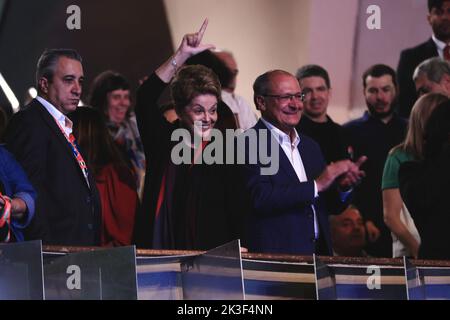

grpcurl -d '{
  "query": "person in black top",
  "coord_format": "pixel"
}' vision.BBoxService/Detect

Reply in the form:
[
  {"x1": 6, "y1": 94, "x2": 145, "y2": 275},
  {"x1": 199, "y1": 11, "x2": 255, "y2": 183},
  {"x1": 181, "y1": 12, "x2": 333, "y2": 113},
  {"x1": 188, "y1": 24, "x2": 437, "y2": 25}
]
[
  {"x1": 400, "y1": 100, "x2": 450, "y2": 260},
  {"x1": 344, "y1": 64, "x2": 407, "y2": 258},
  {"x1": 295, "y1": 65, "x2": 349, "y2": 165},
  {"x1": 133, "y1": 20, "x2": 240, "y2": 250}
]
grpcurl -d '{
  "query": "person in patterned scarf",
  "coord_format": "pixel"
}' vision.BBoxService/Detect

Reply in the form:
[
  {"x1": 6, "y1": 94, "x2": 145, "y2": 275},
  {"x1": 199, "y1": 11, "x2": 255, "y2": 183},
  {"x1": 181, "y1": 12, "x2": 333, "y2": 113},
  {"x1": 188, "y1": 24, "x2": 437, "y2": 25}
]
[{"x1": 89, "y1": 71, "x2": 146, "y2": 199}]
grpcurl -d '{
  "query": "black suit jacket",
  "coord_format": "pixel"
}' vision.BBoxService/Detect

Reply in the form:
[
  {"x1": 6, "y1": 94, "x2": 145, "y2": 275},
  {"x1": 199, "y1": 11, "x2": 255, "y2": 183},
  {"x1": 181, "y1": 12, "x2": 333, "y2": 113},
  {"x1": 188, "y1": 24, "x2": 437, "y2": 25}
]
[
  {"x1": 5, "y1": 99, "x2": 101, "y2": 246},
  {"x1": 133, "y1": 73, "x2": 240, "y2": 250},
  {"x1": 397, "y1": 38, "x2": 438, "y2": 118},
  {"x1": 399, "y1": 148, "x2": 450, "y2": 260}
]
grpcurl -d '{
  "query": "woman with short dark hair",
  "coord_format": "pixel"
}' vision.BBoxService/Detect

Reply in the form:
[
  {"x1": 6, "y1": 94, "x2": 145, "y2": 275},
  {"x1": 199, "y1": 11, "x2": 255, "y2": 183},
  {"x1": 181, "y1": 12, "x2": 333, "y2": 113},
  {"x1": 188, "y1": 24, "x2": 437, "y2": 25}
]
[
  {"x1": 89, "y1": 71, "x2": 146, "y2": 198},
  {"x1": 133, "y1": 20, "x2": 239, "y2": 250}
]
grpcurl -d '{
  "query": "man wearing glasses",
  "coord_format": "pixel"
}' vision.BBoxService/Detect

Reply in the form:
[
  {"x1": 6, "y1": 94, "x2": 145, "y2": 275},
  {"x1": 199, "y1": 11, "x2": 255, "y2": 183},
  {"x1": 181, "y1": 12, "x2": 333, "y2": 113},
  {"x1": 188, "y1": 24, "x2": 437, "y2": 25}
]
[{"x1": 239, "y1": 70, "x2": 366, "y2": 255}]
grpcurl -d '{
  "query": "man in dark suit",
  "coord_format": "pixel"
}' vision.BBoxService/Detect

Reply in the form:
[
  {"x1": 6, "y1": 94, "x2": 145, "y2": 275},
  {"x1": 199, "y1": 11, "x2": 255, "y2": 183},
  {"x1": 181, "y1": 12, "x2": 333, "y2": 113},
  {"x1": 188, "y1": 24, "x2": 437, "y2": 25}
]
[
  {"x1": 240, "y1": 70, "x2": 366, "y2": 255},
  {"x1": 397, "y1": 0, "x2": 450, "y2": 118},
  {"x1": 5, "y1": 49, "x2": 101, "y2": 246}
]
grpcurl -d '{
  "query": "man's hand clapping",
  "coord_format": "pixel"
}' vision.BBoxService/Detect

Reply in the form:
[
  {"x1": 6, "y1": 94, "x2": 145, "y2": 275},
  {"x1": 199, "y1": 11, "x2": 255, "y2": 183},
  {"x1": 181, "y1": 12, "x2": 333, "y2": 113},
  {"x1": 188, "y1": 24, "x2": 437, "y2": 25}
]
[
  {"x1": 337, "y1": 156, "x2": 367, "y2": 190},
  {"x1": 315, "y1": 156, "x2": 367, "y2": 193}
]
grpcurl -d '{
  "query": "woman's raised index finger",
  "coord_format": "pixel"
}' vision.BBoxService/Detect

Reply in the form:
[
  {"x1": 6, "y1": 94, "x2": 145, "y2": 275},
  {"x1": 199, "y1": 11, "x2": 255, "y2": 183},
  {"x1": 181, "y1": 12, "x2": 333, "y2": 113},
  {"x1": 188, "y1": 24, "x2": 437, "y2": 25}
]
[{"x1": 197, "y1": 18, "x2": 208, "y2": 39}]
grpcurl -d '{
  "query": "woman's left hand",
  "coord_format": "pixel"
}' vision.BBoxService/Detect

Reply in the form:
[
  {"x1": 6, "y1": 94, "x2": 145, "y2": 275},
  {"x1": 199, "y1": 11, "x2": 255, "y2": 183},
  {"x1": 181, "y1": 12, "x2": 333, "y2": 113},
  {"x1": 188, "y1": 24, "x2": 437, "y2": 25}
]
[
  {"x1": 155, "y1": 19, "x2": 216, "y2": 83},
  {"x1": 177, "y1": 19, "x2": 215, "y2": 59}
]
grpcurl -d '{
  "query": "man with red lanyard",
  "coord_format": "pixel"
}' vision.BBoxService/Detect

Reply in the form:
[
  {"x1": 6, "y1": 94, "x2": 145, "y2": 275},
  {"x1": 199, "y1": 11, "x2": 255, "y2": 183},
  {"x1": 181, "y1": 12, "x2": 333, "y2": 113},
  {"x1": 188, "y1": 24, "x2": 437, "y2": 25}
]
[{"x1": 5, "y1": 49, "x2": 101, "y2": 246}]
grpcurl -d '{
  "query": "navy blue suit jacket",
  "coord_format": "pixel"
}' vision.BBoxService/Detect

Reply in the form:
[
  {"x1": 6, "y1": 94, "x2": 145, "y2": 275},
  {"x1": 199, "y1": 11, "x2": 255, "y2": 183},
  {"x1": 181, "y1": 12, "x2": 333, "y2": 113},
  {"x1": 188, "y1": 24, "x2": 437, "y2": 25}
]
[{"x1": 240, "y1": 120, "x2": 347, "y2": 255}]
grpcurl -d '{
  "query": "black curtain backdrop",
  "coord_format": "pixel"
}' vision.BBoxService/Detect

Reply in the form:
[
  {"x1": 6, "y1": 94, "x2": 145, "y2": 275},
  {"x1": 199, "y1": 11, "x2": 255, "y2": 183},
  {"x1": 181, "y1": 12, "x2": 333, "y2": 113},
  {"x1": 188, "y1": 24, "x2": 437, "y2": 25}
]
[{"x1": 0, "y1": 0, "x2": 173, "y2": 107}]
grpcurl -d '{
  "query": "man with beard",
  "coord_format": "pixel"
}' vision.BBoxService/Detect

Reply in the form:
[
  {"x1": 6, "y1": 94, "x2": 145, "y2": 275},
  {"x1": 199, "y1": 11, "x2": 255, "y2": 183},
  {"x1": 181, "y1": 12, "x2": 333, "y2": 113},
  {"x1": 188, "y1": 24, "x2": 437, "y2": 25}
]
[
  {"x1": 397, "y1": 0, "x2": 450, "y2": 118},
  {"x1": 295, "y1": 65, "x2": 349, "y2": 164},
  {"x1": 343, "y1": 64, "x2": 407, "y2": 257}
]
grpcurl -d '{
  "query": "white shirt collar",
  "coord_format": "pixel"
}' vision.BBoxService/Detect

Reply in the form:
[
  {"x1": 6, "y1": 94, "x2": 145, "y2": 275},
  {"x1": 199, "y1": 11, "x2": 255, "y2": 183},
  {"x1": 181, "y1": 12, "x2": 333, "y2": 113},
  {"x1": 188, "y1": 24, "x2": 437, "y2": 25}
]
[
  {"x1": 36, "y1": 96, "x2": 73, "y2": 135},
  {"x1": 260, "y1": 117, "x2": 300, "y2": 148},
  {"x1": 432, "y1": 34, "x2": 447, "y2": 58}
]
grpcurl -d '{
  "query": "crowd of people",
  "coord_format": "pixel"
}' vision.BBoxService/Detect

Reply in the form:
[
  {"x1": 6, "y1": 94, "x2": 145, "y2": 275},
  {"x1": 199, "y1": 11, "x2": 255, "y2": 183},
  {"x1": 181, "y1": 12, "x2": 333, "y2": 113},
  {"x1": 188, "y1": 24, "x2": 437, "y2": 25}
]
[{"x1": 1, "y1": 0, "x2": 450, "y2": 261}]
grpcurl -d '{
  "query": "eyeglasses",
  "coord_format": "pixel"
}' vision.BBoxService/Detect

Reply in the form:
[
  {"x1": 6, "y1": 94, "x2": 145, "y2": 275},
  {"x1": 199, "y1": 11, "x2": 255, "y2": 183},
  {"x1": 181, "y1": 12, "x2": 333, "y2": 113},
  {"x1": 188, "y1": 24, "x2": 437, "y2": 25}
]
[{"x1": 262, "y1": 93, "x2": 306, "y2": 103}]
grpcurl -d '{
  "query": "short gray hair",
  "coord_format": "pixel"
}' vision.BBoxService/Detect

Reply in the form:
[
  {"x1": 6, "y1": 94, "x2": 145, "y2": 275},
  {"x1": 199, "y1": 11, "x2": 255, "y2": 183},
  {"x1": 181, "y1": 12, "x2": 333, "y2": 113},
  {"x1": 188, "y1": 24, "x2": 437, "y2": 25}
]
[
  {"x1": 413, "y1": 57, "x2": 450, "y2": 83},
  {"x1": 36, "y1": 49, "x2": 82, "y2": 89}
]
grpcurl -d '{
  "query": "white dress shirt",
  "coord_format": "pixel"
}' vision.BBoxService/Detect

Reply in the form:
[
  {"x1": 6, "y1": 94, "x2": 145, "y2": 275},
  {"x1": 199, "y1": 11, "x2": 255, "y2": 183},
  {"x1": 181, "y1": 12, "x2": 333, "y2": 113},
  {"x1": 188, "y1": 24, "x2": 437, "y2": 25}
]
[
  {"x1": 432, "y1": 34, "x2": 448, "y2": 59},
  {"x1": 261, "y1": 117, "x2": 319, "y2": 239},
  {"x1": 37, "y1": 96, "x2": 73, "y2": 136}
]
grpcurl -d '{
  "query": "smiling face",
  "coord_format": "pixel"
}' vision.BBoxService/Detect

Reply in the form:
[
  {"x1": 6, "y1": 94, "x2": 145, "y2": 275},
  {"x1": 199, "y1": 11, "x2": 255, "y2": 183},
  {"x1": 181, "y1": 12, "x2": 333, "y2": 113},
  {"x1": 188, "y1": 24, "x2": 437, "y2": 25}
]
[
  {"x1": 256, "y1": 73, "x2": 303, "y2": 135},
  {"x1": 178, "y1": 93, "x2": 218, "y2": 139},
  {"x1": 39, "y1": 56, "x2": 84, "y2": 114},
  {"x1": 299, "y1": 76, "x2": 331, "y2": 122},
  {"x1": 106, "y1": 89, "x2": 131, "y2": 125}
]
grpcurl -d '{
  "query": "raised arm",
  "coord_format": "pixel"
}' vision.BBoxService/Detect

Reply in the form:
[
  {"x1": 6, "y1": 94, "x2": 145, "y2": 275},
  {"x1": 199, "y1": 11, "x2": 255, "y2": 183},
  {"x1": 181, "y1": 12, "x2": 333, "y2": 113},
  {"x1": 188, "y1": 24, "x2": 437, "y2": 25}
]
[
  {"x1": 136, "y1": 19, "x2": 216, "y2": 160},
  {"x1": 156, "y1": 18, "x2": 215, "y2": 83}
]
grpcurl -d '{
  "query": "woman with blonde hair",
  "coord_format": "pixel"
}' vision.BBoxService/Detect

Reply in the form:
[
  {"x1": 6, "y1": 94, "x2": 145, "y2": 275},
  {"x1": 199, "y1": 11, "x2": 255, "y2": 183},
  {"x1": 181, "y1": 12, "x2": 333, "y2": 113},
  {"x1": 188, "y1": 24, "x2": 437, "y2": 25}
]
[{"x1": 382, "y1": 93, "x2": 448, "y2": 258}]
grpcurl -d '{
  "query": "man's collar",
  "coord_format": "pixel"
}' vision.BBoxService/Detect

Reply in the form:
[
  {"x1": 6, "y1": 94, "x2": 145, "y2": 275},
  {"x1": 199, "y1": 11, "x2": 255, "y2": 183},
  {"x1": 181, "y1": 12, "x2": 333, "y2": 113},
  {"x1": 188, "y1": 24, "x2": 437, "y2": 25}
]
[
  {"x1": 36, "y1": 96, "x2": 72, "y2": 129},
  {"x1": 260, "y1": 117, "x2": 300, "y2": 147},
  {"x1": 432, "y1": 34, "x2": 447, "y2": 51}
]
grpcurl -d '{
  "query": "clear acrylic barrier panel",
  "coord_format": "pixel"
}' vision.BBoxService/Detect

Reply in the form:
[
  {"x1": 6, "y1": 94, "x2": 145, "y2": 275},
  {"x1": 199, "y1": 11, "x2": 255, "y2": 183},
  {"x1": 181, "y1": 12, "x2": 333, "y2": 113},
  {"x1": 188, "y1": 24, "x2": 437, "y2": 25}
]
[
  {"x1": 404, "y1": 257, "x2": 426, "y2": 300},
  {"x1": 136, "y1": 254, "x2": 198, "y2": 300},
  {"x1": 43, "y1": 246, "x2": 137, "y2": 300},
  {"x1": 181, "y1": 240, "x2": 244, "y2": 300},
  {"x1": 0, "y1": 240, "x2": 44, "y2": 300},
  {"x1": 420, "y1": 267, "x2": 450, "y2": 300},
  {"x1": 314, "y1": 255, "x2": 337, "y2": 300},
  {"x1": 315, "y1": 256, "x2": 406, "y2": 300},
  {"x1": 242, "y1": 259, "x2": 316, "y2": 300}
]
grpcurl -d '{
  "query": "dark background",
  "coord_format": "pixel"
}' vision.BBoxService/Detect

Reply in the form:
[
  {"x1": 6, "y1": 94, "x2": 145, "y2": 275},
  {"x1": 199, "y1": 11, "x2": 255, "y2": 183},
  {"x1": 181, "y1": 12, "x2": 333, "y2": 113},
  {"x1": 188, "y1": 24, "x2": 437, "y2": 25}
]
[{"x1": 0, "y1": 0, "x2": 174, "y2": 111}]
